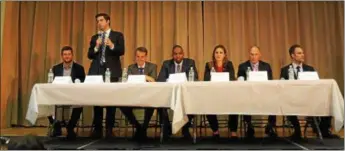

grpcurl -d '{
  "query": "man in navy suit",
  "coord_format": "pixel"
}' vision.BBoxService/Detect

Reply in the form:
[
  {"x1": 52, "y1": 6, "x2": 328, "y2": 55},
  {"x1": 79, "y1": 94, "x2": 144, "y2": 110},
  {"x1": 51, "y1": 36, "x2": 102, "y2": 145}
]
[
  {"x1": 280, "y1": 44, "x2": 337, "y2": 139},
  {"x1": 87, "y1": 13, "x2": 127, "y2": 138},
  {"x1": 47, "y1": 46, "x2": 85, "y2": 139},
  {"x1": 157, "y1": 45, "x2": 199, "y2": 139},
  {"x1": 237, "y1": 46, "x2": 276, "y2": 138}
]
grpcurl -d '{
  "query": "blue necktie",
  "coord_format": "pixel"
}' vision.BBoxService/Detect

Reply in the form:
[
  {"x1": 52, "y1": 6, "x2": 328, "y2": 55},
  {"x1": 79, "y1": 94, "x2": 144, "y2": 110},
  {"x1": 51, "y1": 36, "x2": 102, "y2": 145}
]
[
  {"x1": 100, "y1": 33, "x2": 106, "y2": 65},
  {"x1": 139, "y1": 68, "x2": 144, "y2": 75}
]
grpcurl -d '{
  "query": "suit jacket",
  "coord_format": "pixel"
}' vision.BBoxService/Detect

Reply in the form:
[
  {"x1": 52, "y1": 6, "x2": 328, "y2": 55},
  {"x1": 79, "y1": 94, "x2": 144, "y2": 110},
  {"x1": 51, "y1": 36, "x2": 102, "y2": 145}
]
[
  {"x1": 280, "y1": 63, "x2": 315, "y2": 80},
  {"x1": 157, "y1": 58, "x2": 199, "y2": 82},
  {"x1": 52, "y1": 62, "x2": 86, "y2": 82},
  {"x1": 204, "y1": 61, "x2": 235, "y2": 81},
  {"x1": 87, "y1": 30, "x2": 125, "y2": 78},
  {"x1": 127, "y1": 62, "x2": 158, "y2": 80},
  {"x1": 237, "y1": 60, "x2": 273, "y2": 80}
]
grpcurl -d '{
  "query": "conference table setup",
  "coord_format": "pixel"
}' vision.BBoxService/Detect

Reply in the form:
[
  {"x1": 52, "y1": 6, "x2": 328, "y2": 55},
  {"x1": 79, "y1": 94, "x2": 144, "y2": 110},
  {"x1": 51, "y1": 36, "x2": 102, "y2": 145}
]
[{"x1": 25, "y1": 78, "x2": 344, "y2": 144}]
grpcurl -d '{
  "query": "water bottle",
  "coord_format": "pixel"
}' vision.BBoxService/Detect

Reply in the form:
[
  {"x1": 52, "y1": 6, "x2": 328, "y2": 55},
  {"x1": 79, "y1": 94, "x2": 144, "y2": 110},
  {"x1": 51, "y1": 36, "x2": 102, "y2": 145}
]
[
  {"x1": 105, "y1": 68, "x2": 111, "y2": 83},
  {"x1": 288, "y1": 65, "x2": 294, "y2": 80},
  {"x1": 47, "y1": 68, "x2": 54, "y2": 83},
  {"x1": 188, "y1": 67, "x2": 194, "y2": 82},
  {"x1": 211, "y1": 67, "x2": 216, "y2": 73},
  {"x1": 121, "y1": 68, "x2": 128, "y2": 82},
  {"x1": 246, "y1": 67, "x2": 251, "y2": 81}
]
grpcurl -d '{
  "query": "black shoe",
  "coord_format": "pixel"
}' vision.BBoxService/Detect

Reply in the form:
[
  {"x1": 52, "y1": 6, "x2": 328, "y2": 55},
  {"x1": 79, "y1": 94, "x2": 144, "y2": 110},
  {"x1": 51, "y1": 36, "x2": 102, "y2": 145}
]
[
  {"x1": 182, "y1": 128, "x2": 192, "y2": 140},
  {"x1": 322, "y1": 131, "x2": 340, "y2": 139},
  {"x1": 105, "y1": 129, "x2": 113, "y2": 139},
  {"x1": 66, "y1": 130, "x2": 77, "y2": 140},
  {"x1": 289, "y1": 132, "x2": 302, "y2": 141},
  {"x1": 265, "y1": 126, "x2": 277, "y2": 138},
  {"x1": 91, "y1": 129, "x2": 102, "y2": 138}
]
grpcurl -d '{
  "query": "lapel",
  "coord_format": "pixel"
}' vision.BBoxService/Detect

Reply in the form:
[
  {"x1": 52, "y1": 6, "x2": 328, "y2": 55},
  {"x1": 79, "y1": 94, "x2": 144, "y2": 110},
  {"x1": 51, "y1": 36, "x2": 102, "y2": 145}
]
[
  {"x1": 57, "y1": 63, "x2": 63, "y2": 76},
  {"x1": 258, "y1": 61, "x2": 265, "y2": 71},
  {"x1": 246, "y1": 61, "x2": 253, "y2": 71},
  {"x1": 182, "y1": 59, "x2": 188, "y2": 73},
  {"x1": 144, "y1": 62, "x2": 149, "y2": 75},
  {"x1": 169, "y1": 59, "x2": 176, "y2": 74},
  {"x1": 70, "y1": 62, "x2": 75, "y2": 78}
]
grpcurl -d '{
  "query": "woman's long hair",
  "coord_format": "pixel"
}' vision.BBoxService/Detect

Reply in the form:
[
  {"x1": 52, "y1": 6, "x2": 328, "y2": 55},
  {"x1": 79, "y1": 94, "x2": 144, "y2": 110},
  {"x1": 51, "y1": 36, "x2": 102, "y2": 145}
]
[{"x1": 208, "y1": 44, "x2": 229, "y2": 69}]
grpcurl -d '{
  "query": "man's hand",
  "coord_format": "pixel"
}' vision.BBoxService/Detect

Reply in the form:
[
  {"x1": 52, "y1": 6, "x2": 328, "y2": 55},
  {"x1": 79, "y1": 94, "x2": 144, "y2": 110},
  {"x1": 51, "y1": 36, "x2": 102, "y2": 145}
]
[
  {"x1": 145, "y1": 76, "x2": 155, "y2": 82},
  {"x1": 95, "y1": 38, "x2": 102, "y2": 48},
  {"x1": 105, "y1": 38, "x2": 115, "y2": 49}
]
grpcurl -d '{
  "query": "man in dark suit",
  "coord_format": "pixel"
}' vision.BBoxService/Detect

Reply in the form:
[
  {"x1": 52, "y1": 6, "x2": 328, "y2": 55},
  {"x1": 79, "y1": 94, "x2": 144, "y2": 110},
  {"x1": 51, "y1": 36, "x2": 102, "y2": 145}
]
[
  {"x1": 47, "y1": 46, "x2": 86, "y2": 139},
  {"x1": 87, "y1": 13, "x2": 125, "y2": 138},
  {"x1": 126, "y1": 47, "x2": 158, "y2": 140},
  {"x1": 157, "y1": 45, "x2": 199, "y2": 139},
  {"x1": 280, "y1": 44, "x2": 336, "y2": 139},
  {"x1": 237, "y1": 46, "x2": 276, "y2": 138}
]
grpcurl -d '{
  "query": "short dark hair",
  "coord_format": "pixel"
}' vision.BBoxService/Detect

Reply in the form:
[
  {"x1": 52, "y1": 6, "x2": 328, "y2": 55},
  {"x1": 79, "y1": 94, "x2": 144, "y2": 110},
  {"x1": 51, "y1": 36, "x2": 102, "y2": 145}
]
[
  {"x1": 136, "y1": 47, "x2": 148, "y2": 55},
  {"x1": 95, "y1": 13, "x2": 110, "y2": 25},
  {"x1": 289, "y1": 44, "x2": 301, "y2": 57},
  {"x1": 61, "y1": 46, "x2": 73, "y2": 55},
  {"x1": 172, "y1": 45, "x2": 183, "y2": 53}
]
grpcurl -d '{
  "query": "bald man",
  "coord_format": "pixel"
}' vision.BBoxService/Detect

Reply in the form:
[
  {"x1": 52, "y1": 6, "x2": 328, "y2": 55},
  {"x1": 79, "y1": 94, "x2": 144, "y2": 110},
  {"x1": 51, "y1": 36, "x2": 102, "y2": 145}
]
[{"x1": 237, "y1": 46, "x2": 276, "y2": 138}]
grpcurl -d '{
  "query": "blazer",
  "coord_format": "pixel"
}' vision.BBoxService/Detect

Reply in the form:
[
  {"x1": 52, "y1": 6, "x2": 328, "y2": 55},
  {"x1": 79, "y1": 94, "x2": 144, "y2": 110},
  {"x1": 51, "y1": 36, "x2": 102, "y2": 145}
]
[
  {"x1": 157, "y1": 58, "x2": 199, "y2": 82},
  {"x1": 203, "y1": 60, "x2": 235, "y2": 81},
  {"x1": 280, "y1": 63, "x2": 315, "y2": 80},
  {"x1": 127, "y1": 62, "x2": 158, "y2": 80},
  {"x1": 87, "y1": 30, "x2": 125, "y2": 78},
  {"x1": 237, "y1": 60, "x2": 273, "y2": 80},
  {"x1": 52, "y1": 62, "x2": 86, "y2": 82}
]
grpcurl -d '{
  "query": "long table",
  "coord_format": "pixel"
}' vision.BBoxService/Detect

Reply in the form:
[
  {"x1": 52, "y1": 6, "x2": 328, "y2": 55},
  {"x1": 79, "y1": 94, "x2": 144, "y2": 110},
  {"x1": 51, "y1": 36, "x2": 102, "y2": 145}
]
[{"x1": 26, "y1": 79, "x2": 344, "y2": 135}]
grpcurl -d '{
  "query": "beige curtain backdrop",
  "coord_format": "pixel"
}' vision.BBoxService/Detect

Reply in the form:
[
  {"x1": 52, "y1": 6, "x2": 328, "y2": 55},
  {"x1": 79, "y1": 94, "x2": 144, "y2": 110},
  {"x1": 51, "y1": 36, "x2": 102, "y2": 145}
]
[{"x1": 0, "y1": 1, "x2": 343, "y2": 128}]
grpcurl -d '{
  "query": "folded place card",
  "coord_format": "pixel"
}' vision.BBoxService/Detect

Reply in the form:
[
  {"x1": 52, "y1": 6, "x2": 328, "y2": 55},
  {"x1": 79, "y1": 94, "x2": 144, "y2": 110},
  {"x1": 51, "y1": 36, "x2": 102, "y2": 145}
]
[
  {"x1": 248, "y1": 71, "x2": 268, "y2": 81},
  {"x1": 84, "y1": 75, "x2": 104, "y2": 84},
  {"x1": 52, "y1": 76, "x2": 73, "y2": 84},
  {"x1": 167, "y1": 73, "x2": 187, "y2": 83},
  {"x1": 211, "y1": 72, "x2": 229, "y2": 82},
  {"x1": 298, "y1": 72, "x2": 320, "y2": 80},
  {"x1": 127, "y1": 75, "x2": 146, "y2": 83}
]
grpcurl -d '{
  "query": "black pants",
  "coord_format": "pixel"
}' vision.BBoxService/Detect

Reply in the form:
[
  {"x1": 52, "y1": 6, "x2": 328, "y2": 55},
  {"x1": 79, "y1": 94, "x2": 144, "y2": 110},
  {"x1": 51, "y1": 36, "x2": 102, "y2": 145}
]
[
  {"x1": 67, "y1": 107, "x2": 83, "y2": 131},
  {"x1": 288, "y1": 116, "x2": 332, "y2": 134},
  {"x1": 206, "y1": 115, "x2": 239, "y2": 132},
  {"x1": 92, "y1": 77, "x2": 120, "y2": 131},
  {"x1": 143, "y1": 108, "x2": 172, "y2": 135},
  {"x1": 182, "y1": 115, "x2": 195, "y2": 133}
]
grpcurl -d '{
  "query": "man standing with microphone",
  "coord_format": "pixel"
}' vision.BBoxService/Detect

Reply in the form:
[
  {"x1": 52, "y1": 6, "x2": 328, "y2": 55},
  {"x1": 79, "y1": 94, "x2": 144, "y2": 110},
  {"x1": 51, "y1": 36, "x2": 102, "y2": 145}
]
[{"x1": 87, "y1": 13, "x2": 125, "y2": 138}]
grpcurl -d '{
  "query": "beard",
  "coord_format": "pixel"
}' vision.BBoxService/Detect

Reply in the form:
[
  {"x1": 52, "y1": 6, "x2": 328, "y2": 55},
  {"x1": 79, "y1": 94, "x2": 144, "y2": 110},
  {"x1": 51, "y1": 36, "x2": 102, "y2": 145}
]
[{"x1": 63, "y1": 60, "x2": 73, "y2": 64}]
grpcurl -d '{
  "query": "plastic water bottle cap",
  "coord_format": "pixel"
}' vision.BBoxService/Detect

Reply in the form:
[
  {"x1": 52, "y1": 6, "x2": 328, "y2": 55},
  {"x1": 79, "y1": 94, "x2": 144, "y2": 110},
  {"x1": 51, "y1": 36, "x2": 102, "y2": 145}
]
[
  {"x1": 75, "y1": 79, "x2": 81, "y2": 83},
  {"x1": 238, "y1": 76, "x2": 244, "y2": 81}
]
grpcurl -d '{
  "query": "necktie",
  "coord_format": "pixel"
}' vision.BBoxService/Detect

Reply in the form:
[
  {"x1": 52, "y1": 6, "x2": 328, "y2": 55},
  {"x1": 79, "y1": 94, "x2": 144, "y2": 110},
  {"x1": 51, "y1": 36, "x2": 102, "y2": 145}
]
[
  {"x1": 100, "y1": 33, "x2": 106, "y2": 65},
  {"x1": 296, "y1": 66, "x2": 301, "y2": 77},
  {"x1": 176, "y1": 64, "x2": 181, "y2": 73},
  {"x1": 139, "y1": 68, "x2": 144, "y2": 75},
  {"x1": 252, "y1": 64, "x2": 258, "y2": 71}
]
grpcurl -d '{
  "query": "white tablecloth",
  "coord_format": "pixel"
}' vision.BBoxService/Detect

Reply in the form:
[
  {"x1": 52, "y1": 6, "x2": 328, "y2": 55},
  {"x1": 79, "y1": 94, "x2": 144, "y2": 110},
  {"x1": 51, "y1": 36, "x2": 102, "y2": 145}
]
[
  {"x1": 26, "y1": 82, "x2": 176, "y2": 125},
  {"x1": 25, "y1": 79, "x2": 344, "y2": 134},
  {"x1": 172, "y1": 79, "x2": 344, "y2": 133}
]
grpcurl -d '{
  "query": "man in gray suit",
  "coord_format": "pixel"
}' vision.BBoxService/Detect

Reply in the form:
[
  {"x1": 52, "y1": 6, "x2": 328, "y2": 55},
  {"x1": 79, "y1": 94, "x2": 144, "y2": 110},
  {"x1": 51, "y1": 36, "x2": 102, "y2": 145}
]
[{"x1": 126, "y1": 47, "x2": 160, "y2": 140}]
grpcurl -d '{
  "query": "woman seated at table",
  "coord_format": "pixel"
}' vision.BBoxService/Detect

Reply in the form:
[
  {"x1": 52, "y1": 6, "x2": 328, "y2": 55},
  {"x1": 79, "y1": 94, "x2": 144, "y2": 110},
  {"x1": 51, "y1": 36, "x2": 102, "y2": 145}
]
[{"x1": 203, "y1": 44, "x2": 236, "y2": 139}]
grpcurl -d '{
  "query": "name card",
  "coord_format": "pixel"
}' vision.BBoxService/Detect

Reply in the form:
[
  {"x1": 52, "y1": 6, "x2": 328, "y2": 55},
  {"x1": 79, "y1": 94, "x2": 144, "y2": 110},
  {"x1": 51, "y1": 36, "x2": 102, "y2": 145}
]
[
  {"x1": 211, "y1": 72, "x2": 229, "y2": 82},
  {"x1": 127, "y1": 75, "x2": 146, "y2": 83},
  {"x1": 84, "y1": 75, "x2": 104, "y2": 84},
  {"x1": 52, "y1": 76, "x2": 73, "y2": 84},
  {"x1": 167, "y1": 73, "x2": 187, "y2": 83},
  {"x1": 298, "y1": 72, "x2": 319, "y2": 80},
  {"x1": 248, "y1": 71, "x2": 268, "y2": 81}
]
